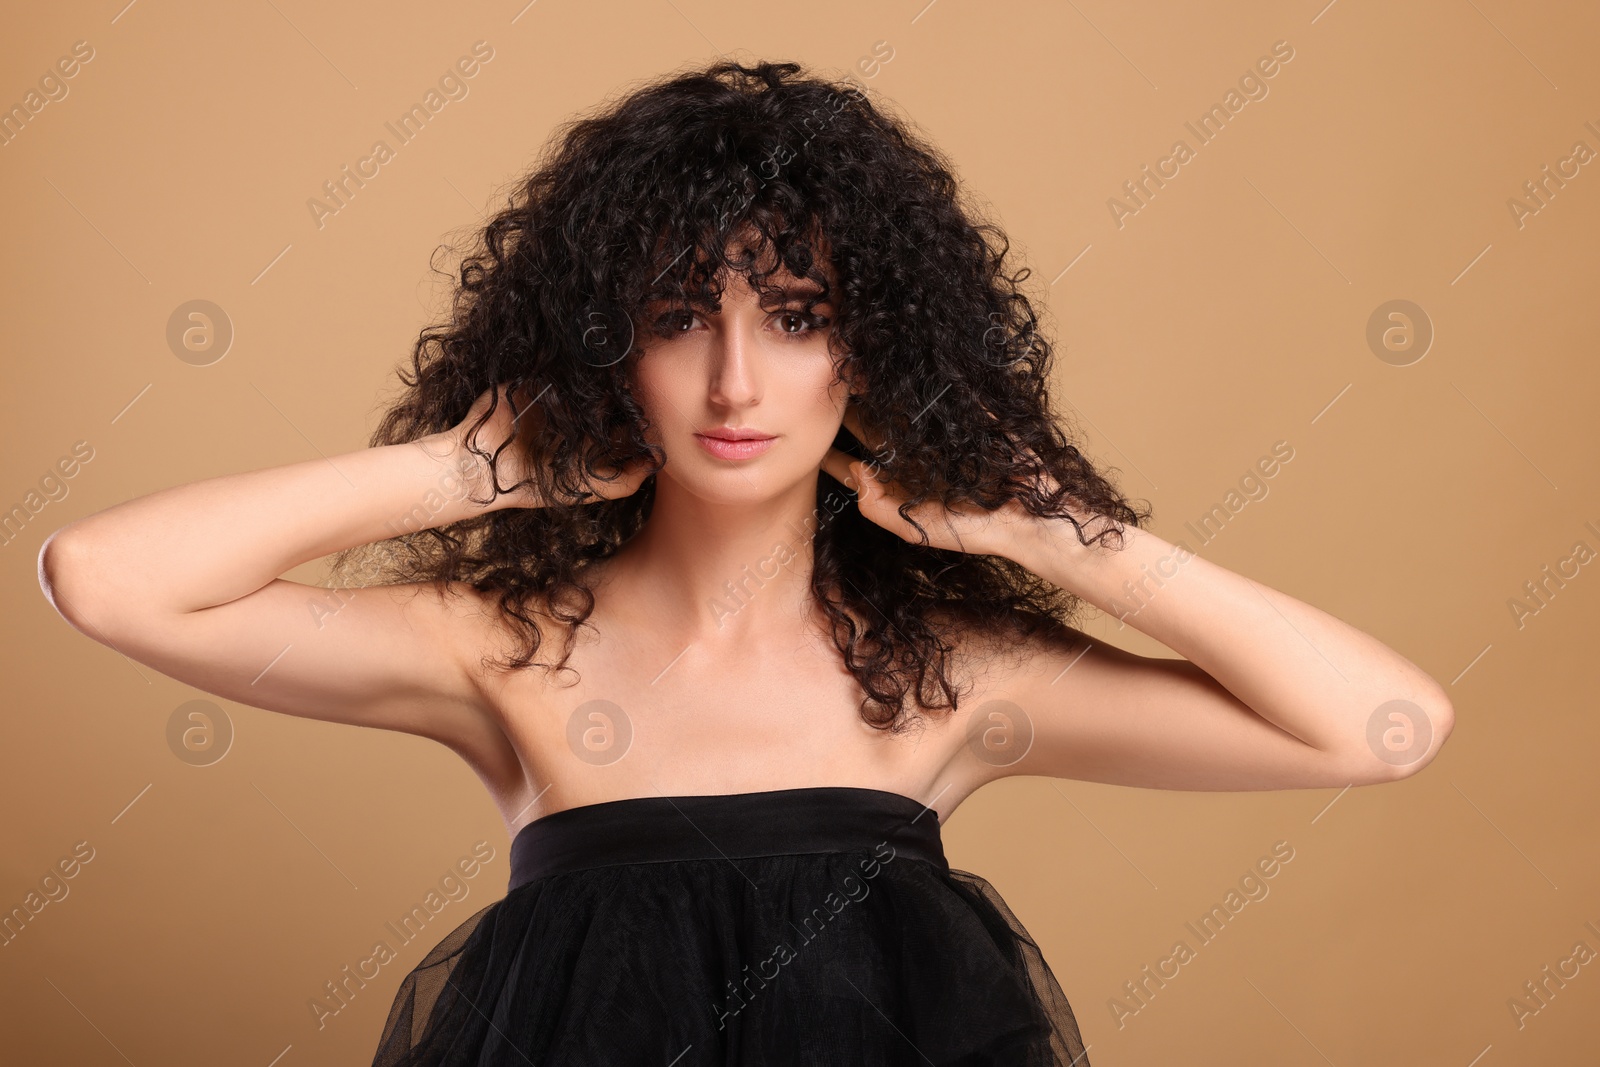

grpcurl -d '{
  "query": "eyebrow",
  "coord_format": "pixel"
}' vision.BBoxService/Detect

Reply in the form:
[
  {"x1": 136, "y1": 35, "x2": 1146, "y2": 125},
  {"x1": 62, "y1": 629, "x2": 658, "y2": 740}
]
[
  {"x1": 763, "y1": 282, "x2": 829, "y2": 301},
  {"x1": 650, "y1": 284, "x2": 830, "y2": 311}
]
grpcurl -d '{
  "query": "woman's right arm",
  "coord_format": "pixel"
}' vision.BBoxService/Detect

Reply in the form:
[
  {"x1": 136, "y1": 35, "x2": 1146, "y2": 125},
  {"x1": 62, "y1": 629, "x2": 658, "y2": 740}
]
[{"x1": 36, "y1": 417, "x2": 527, "y2": 788}]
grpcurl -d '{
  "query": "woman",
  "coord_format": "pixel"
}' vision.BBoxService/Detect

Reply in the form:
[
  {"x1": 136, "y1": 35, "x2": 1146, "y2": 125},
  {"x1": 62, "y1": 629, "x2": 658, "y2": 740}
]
[{"x1": 38, "y1": 60, "x2": 1452, "y2": 1065}]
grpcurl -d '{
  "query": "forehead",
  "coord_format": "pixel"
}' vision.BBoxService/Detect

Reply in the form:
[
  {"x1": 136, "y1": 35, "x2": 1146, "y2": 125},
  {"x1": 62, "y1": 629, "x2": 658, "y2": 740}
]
[
  {"x1": 724, "y1": 225, "x2": 837, "y2": 282},
  {"x1": 645, "y1": 235, "x2": 837, "y2": 304}
]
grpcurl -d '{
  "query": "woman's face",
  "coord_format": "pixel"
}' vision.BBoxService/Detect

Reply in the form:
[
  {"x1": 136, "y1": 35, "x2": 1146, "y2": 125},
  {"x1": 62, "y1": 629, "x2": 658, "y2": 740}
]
[{"x1": 628, "y1": 256, "x2": 854, "y2": 504}]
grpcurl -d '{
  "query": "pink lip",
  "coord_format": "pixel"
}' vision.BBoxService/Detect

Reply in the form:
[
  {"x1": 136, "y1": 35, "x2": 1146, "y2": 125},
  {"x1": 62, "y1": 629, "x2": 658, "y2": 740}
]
[{"x1": 695, "y1": 433, "x2": 776, "y2": 460}]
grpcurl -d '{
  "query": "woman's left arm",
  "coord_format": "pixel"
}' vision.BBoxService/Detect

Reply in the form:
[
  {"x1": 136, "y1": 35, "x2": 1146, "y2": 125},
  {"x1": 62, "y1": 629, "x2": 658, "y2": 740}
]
[
  {"x1": 994, "y1": 514, "x2": 1455, "y2": 787},
  {"x1": 828, "y1": 442, "x2": 1454, "y2": 791}
]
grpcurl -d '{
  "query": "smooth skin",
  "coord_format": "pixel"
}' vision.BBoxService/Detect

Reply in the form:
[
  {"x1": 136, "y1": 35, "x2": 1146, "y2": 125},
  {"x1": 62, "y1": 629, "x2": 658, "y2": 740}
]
[{"x1": 37, "y1": 240, "x2": 1453, "y2": 835}]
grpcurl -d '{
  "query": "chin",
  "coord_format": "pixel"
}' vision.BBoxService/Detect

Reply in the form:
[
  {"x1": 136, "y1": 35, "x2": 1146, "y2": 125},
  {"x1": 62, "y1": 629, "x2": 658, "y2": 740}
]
[
  {"x1": 670, "y1": 467, "x2": 785, "y2": 503},
  {"x1": 660, "y1": 445, "x2": 812, "y2": 502}
]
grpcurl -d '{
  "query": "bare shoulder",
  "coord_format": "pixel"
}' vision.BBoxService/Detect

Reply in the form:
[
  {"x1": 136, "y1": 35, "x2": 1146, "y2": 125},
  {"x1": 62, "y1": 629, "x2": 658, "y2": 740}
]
[
  {"x1": 437, "y1": 578, "x2": 572, "y2": 703},
  {"x1": 439, "y1": 576, "x2": 598, "y2": 732},
  {"x1": 927, "y1": 608, "x2": 1154, "y2": 791},
  {"x1": 918, "y1": 607, "x2": 1084, "y2": 769},
  {"x1": 412, "y1": 578, "x2": 569, "y2": 786}
]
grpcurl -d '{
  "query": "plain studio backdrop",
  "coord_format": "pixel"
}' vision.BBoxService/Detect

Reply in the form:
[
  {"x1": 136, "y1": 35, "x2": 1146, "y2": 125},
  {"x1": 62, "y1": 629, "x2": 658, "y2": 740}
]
[{"x1": 2, "y1": 1, "x2": 1597, "y2": 1064}]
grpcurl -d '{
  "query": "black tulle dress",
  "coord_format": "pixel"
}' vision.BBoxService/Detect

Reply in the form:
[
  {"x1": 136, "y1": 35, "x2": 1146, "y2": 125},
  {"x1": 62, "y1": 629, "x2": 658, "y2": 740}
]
[{"x1": 371, "y1": 786, "x2": 1091, "y2": 1065}]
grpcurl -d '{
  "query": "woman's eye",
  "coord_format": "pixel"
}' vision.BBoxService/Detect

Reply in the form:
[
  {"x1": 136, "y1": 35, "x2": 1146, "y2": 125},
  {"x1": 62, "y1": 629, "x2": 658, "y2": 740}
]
[
  {"x1": 777, "y1": 311, "x2": 830, "y2": 336},
  {"x1": 653, "y1": 310, "x2": 698, "y2": 335},
  {"x1": 649, "y1": 309, "x2": 830, "y2": 339}
]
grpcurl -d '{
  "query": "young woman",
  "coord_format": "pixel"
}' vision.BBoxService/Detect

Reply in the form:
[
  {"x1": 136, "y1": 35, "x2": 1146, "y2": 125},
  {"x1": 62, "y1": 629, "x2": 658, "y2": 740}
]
[{"x1": 39, "y1": 60, "x2": 1452, "y2": 1065}]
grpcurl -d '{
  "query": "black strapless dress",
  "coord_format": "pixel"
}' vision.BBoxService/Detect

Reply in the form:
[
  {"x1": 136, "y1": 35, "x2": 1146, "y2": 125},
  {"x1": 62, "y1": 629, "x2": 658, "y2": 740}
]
[{"x1": 371, "y1": 786, "x2": 1091, "y2": 1065}]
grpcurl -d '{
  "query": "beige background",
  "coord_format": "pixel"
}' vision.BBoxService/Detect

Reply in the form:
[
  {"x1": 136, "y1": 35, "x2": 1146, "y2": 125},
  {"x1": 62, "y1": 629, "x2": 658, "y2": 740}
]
[{"x1": 4, "y1": 1, "x2": 1597, "y2": 1063}]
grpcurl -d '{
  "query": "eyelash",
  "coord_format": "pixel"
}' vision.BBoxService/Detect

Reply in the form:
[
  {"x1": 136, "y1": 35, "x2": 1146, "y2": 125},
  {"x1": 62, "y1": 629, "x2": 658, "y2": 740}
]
[{"x1": 652, "y1": 309, "x2": 831, "y2": 340}]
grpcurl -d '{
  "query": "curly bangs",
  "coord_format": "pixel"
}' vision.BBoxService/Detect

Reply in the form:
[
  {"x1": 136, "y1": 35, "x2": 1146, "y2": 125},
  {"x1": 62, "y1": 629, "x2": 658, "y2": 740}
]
[{"x1": 330, "y1": 58, "x2": 1151, "y2": 734}]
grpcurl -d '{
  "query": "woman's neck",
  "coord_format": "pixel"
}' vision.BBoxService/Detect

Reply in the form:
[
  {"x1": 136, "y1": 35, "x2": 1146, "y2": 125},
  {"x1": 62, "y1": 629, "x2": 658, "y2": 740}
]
[{"x1": 601, "y1": 474, "x2": 833, "y2": 641}]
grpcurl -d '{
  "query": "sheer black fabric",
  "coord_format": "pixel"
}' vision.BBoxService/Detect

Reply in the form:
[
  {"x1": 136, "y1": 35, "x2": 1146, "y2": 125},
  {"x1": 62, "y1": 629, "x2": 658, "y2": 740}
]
[{"x1": 372, "y1": 786, "x2": 1091, "y2": 1065}]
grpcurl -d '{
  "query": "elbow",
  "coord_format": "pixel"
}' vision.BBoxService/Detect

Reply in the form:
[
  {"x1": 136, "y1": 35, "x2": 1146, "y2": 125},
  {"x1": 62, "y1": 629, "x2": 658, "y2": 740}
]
[
  {"x1": 38, "y1": 527, "x2": 109, "y2": 635},
  {"x1": 1351, "y1": 690, "x2": 1456, "y2": 784},
  {"x1": 38, "y1": 526, "x2": 75, "y2": 613},
  {"x1": 1406, "y1": 693, "x2": 1455, "y2": 776},
  {"x1": 42, "y1": 528, "x2": 193, "y2": 651}
]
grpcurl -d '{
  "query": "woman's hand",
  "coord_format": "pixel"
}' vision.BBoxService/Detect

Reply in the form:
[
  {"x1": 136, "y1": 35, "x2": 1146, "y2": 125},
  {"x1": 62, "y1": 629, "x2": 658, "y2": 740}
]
[
  {"x1": 435, "y1": 383, "x2": 653, "y2": 509},
  {"x1": 819, "y1": 401, "x2": 1052, "y2": 559}
]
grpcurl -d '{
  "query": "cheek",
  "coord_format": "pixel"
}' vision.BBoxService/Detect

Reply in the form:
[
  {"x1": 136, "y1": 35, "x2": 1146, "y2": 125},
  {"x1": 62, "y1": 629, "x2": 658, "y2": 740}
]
[
  {"x1": 630, "y1": 357, "x2": 686, "y2": 425},
  {"x1": 795, "y1": 366, "x2": 851, "y2": 446},
  {"x1": 793, "y1": 349, "x2": 847, "y2": 399},
  {"x1": 824, "y1": 370, "x2": 851, "y2": 407},
  {"x1": 819, "y1": 367, "x2": 854, "y2": 423}
]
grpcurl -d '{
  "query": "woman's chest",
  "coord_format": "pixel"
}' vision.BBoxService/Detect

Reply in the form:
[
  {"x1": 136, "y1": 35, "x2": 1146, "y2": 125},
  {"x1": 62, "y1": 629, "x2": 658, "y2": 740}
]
[{"x1": 483, "y1": 618, "x2": 976, "y2": 815}]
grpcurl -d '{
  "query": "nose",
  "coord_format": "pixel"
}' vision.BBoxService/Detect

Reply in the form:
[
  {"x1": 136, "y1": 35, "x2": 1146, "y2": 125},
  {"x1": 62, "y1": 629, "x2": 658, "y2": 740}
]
[{"x1": 706, "y1": 313, "x2": 761, "y2": 409}]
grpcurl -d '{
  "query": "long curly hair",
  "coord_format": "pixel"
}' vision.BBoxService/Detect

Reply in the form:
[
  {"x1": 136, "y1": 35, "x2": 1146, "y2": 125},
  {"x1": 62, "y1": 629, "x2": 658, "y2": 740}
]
[{"x1": 329, "y1": 58, "x2": 1152, "y2": 735}]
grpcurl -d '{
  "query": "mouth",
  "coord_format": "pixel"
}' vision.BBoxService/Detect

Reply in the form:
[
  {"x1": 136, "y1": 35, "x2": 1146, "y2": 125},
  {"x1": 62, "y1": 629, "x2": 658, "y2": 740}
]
[
  {"x1": 694, "y1": 430, "x2": 777, "y2": 460},
  {"x1": 697, "y1": 426, "x2": 776, "y2": 441}
]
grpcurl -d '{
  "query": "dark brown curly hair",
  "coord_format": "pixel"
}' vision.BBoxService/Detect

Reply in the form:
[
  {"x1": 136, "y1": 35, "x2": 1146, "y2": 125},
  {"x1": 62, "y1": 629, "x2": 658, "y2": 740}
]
[{"x1": 329, "y1": 58, "x2": 1152, "y2": 735}]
